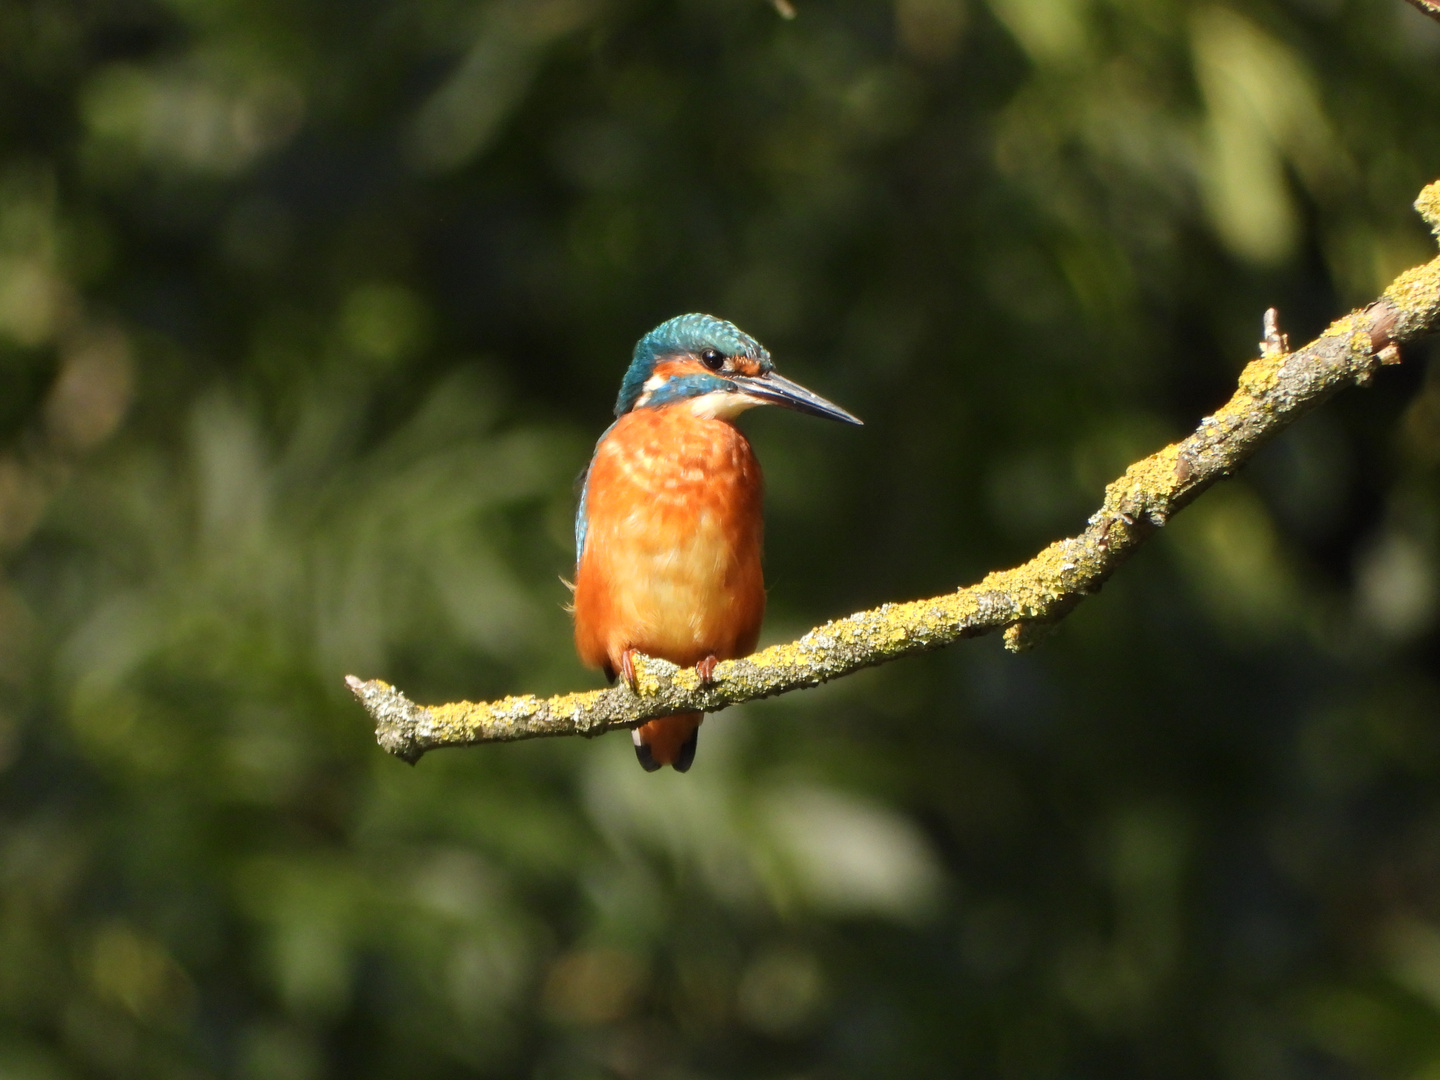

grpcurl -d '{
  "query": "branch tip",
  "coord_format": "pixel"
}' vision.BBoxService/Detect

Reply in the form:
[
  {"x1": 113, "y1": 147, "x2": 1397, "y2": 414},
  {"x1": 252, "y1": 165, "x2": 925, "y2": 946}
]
[
  {"x1": 1404, "y1": 0, "x2": 1440, "y2": 26},
  {"x1": 1419, "y1": 180, "x2": 1440, "y2": 240}
]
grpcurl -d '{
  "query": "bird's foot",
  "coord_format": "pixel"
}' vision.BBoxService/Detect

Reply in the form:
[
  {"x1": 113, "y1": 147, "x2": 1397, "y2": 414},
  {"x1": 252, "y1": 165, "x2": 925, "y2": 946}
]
[
  {"x1": 620, "y1": 648, "x2": 639, "y2": 692},
  {"x1": 695, "y1": 655, "x2": 719, "y2": 686}
]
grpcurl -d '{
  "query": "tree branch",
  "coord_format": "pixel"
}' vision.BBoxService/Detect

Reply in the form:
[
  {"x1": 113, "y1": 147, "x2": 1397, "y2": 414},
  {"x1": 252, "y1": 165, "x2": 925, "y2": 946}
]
[
  {"x1": 1404, "y1": 0, "x2": 1440, "y2": 23},
  {"x1": 350, "y1": 181, "x2": 1440, "y2": 765}
]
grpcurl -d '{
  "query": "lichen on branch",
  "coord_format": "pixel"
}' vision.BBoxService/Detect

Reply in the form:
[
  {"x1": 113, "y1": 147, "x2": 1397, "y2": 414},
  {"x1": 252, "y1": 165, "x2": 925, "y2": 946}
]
[
  {"x1": 350, "y1": 181, "x2": 1440, "y2": 765},
  {"x1": 1404, "y1": 0, "x2": 1440, "y2": 24}
]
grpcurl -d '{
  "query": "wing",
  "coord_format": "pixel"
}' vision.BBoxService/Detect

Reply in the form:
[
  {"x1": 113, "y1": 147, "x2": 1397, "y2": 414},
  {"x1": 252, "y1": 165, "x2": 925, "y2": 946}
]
[
  {"x1": 574, "y1": 423, "x2": 615, "y2": 566},
  {"x1": 574, "y1": 463, "x2": 591, "y2": 566}
]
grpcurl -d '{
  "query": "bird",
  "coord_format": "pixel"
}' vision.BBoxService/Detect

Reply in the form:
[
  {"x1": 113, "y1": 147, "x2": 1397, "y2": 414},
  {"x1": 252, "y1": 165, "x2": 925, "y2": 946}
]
[{"x1": 571, "y1": 313, "x2": 861, "y2": 772}]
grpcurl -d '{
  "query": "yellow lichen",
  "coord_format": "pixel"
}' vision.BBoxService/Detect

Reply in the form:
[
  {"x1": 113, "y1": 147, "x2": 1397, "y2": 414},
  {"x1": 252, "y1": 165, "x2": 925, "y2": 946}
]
[
  {"x1": 427, "y1": 698, "x2": 483, "y2": 729},
  {"x1": 630, "y1": 655, "x2": 664, "y2": 696},
  {"x1": 1236, "y1": 357, "x2": 1281, "y2": 398},
  {"x1": 1417, "y1": 181, "x2": 1440, "y2": 239},
  {"x1": 1108, "y1": 443, "x2": 1183, "y2": 506},
  {"x1": 753, "y1": 642, "x2": 791, "y2": 667},
  {"x1": 545, "y1": 690, "x2": 607, "y2": 718},
  {"x1": 1384, "y1": 259, "x2": 1440, "y2": 316},
  {"x1": 1328, "y1": 312, "x2": 1363, "y2": 337}
]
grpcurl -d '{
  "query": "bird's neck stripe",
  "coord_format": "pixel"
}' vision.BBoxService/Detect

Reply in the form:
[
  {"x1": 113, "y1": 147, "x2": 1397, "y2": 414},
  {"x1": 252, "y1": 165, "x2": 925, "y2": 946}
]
[
  {"x1": 632, "y1": 371, "x2": 668, "y2": 409},
  {"x1": 631, "y1": 359, "x2": 728, "y2": 412}
]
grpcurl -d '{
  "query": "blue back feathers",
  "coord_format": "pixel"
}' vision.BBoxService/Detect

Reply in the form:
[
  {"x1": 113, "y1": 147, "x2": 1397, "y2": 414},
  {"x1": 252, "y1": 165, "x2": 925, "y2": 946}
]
[{"x1": 614, "y1": 313, "x2": 772, "y2": 417}]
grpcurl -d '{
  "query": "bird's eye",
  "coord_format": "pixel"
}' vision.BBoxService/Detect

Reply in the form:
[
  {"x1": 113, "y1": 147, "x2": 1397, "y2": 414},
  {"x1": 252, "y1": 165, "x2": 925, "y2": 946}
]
[{"x1": 700, "y1": 348, "x2": 724, "y2": 371}]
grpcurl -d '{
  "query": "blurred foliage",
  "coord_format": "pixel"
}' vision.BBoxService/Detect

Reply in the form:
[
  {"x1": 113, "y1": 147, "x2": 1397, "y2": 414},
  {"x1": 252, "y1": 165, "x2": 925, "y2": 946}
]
[{"x1": 2, "y1": 0, "x2": 1440, "y2": 1076}]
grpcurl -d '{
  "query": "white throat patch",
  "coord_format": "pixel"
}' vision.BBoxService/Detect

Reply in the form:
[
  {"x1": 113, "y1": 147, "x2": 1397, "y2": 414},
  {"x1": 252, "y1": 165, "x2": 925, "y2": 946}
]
[{"x1": 686, "y1": 391, "x2": 761, "y2": 421}]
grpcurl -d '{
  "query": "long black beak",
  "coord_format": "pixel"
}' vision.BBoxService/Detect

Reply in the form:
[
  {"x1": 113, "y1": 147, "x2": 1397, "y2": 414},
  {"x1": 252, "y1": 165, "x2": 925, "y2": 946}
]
[{"x1": 730, "y1": 372, "x2": 863, "y2": 425}]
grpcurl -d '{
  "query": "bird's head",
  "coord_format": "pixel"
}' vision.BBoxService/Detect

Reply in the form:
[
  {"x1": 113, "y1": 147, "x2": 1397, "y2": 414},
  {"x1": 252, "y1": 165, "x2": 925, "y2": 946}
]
[{"x1": 614, "y1": 313, "x2": 862, "y2": 425}]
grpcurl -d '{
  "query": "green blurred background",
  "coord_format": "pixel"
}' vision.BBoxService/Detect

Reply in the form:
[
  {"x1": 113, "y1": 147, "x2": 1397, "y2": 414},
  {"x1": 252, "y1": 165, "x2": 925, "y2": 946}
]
[{"x1": 3, "y1": 0, "x2": 1440, "y2": 1076}]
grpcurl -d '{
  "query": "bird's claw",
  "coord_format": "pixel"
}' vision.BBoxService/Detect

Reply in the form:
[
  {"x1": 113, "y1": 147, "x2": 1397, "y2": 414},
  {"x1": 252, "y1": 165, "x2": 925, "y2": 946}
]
[
  {"x1": 620, "y1": 648, "x2": 639, "y2": 691},
  {"x1": 695, "y1": 655, "x2": 719, "y2": 686}
]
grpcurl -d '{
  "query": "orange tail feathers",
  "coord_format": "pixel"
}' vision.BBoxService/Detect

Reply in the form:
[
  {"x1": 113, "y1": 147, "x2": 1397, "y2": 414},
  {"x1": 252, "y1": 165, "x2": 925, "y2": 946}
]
[{"x1": 632, "y1": 713, "x2": 702, "y2": 773}]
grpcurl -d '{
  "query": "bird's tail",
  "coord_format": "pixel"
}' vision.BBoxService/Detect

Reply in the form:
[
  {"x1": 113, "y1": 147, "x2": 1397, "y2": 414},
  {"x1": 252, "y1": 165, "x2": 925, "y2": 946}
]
[{"x1": 632, "y1": 713, "x2": 701, "y2": 772}]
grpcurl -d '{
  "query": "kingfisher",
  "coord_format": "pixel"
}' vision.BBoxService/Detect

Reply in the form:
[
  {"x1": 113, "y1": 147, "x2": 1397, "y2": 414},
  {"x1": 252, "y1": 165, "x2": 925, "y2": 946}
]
[{"x1": 571, "y1": 314, "x2": 861, "y2": 772}]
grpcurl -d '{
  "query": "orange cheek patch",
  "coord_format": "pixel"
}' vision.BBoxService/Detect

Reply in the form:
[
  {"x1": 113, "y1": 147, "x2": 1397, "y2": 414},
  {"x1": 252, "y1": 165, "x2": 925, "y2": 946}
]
[
  {"x1": 731, "y1": 356, "x2": 764, "y2": 377},
  {"x1": 652, "y1": 358, "x2": 711, "y2": 380}
]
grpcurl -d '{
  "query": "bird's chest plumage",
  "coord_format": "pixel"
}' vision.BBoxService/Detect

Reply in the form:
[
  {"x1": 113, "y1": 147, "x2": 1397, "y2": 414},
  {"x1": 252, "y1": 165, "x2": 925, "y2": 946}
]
[{"x1": 573, "y1": 408, "x2": 765, "y2": 673}]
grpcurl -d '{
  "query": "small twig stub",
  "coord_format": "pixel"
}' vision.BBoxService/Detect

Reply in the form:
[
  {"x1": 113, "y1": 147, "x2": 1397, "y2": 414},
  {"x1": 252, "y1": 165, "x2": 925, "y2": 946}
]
[{"x1": 1260, "y1": 308, "x2": 1289, "y2": 358}]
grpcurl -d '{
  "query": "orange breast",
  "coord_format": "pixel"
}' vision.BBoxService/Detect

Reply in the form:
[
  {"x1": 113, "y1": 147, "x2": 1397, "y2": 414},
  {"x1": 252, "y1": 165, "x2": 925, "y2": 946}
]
[{"x1": 573, "y1": 408, "x2": 766, "y2": 676}]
